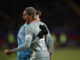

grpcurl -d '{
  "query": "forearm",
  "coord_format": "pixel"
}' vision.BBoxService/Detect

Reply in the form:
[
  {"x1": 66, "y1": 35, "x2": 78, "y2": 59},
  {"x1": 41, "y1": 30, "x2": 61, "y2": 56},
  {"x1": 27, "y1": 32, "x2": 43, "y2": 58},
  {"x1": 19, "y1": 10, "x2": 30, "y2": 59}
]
[
  {"x1": 46, "y1": 34, "x2": 54, "y2": 54},
  {"x1": 12, "y1": 34, "x2": 32, "y2": 53},
  {"x1": 49, "y1": 37, "x2": 54, "y2": 54},
  {"x1": 12, "y1": 43, "x2": 28, "y2": 53},
  {"x1": 48, "y1": 36, "x2": 54, "y2": 60}
]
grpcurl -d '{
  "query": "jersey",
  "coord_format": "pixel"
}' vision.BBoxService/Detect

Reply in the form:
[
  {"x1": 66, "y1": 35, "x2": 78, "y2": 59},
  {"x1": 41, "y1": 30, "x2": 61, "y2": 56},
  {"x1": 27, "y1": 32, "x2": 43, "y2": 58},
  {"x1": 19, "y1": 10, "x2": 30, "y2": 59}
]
[
  {"x1": 17, "y1": 23, "x2": 31, "y2": 57},
  {"x1": 12, "y1": 21, "x2": 53, "y2": 59}
]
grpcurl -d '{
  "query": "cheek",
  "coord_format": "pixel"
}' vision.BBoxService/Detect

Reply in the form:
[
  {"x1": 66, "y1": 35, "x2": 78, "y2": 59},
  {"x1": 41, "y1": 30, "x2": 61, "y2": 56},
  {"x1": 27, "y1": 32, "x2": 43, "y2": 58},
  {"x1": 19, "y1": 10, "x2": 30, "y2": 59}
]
[{"x1": 24, "y1": 16, "x2": 27, "y2": 19}]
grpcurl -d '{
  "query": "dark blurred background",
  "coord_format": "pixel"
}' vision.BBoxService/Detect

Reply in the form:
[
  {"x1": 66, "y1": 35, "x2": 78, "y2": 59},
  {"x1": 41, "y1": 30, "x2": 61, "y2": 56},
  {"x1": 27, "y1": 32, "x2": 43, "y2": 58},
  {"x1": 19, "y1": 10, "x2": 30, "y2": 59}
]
[{"x1": 0, "y1": 0, "x2": 80, "y2": 48}]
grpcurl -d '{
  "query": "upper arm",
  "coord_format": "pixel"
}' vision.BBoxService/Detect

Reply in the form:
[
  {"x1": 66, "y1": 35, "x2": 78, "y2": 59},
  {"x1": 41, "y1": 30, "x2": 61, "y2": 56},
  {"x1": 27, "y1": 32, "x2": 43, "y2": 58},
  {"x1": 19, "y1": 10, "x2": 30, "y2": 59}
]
[{"x1": 25, "y1": 26, "x2": 34, "y2": 45}]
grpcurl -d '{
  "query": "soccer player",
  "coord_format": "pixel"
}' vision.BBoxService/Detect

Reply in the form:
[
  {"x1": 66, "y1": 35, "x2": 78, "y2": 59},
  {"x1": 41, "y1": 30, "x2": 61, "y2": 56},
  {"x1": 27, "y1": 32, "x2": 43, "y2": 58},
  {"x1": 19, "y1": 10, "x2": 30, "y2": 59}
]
[
  {"x1": 36, "y1": 10, "x2": 54, "y2": 59},
  {"x1": 16, "y1": 9, "x2": 42, "y2": 60},
  {"x1": 4, "y1": 7, "x2": 53, "y2": 60},
  {"x1": 16, "y1": 9, "x2": 32, "y2": 60}
]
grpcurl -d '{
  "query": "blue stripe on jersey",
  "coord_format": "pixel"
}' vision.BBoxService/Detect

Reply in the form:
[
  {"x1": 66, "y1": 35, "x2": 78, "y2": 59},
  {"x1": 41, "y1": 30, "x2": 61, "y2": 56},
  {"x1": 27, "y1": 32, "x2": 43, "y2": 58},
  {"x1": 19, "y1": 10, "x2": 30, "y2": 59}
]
[{"x1": 17, "y1": 23, "x2": 31, "y2": 56}]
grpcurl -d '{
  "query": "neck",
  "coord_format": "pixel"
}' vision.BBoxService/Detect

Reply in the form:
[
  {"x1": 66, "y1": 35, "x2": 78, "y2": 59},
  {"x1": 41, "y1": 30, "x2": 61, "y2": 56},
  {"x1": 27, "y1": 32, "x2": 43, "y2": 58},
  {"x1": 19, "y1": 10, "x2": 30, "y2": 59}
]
[
  {"x1": 25, "y1": 21, "x2": 27, "y2": 24},
  {"x1": 31, "y1": 20, "x2": 39, "y2": 23}
]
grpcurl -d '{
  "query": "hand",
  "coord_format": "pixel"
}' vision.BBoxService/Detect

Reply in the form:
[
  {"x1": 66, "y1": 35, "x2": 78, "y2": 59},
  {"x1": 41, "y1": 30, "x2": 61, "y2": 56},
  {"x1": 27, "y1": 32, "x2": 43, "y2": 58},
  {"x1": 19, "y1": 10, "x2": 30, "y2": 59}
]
[{"x1": 4, "y1": 49, "x2": 13, "y2": 55}]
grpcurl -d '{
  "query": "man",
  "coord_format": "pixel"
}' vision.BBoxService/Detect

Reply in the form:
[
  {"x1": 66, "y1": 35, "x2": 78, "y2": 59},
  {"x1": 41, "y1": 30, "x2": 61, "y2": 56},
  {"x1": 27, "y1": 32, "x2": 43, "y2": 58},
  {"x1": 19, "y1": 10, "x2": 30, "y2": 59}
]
[
  {"x1": 4, "y1": 7, "x2": 53, "y2": 60},
  {"x1": 16, "y1": 9, "x2": 32, "y2": 60},
  {"x1": 16, "y1": 10, "x2": 42, "y2": 60},
  {"x1": 36, "y1": 10, "x2": 54, "y2": 59}
]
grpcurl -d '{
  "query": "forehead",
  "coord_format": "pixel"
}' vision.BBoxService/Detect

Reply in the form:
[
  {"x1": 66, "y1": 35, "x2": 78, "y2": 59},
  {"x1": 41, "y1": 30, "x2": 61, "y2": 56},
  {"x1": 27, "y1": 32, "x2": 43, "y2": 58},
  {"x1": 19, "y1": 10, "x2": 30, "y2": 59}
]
[{"x1": 23, "y1": 10, "x2": 27, "y2": 14}]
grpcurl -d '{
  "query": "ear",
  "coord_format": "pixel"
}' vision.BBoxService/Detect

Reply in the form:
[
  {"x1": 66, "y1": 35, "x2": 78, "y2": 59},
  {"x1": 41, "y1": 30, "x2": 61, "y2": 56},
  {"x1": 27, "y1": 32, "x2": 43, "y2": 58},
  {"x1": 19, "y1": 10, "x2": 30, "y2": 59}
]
[{"x1": 29, "y1": 15, "x2": 33, "y2": 19}]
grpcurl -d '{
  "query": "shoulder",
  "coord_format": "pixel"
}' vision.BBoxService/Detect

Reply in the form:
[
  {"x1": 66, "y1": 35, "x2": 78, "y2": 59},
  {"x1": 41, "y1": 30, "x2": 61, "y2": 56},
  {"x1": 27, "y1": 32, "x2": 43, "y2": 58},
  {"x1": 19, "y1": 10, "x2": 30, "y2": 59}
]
[
  {"x1": 18, "y1": 24, "x2": 26, "y2": 32},
  {"x1": 26, "y1": 22, "x2": 39, "y2": 29},
  {"x1": 39, "y1": 21, "x2": 47, "y2": 27},
  {"x1": 25, "y1": 24, "x2": 34, "y2": 33},
  {"x1": 25, "y1": 22, "x2": 40, "y2": 35},
  {"x1": 19, "y1": 25, "x2": 24, "y2": 30},
  {"x1": 26, "y1": 24, "x2": 34, "y2": 30}
]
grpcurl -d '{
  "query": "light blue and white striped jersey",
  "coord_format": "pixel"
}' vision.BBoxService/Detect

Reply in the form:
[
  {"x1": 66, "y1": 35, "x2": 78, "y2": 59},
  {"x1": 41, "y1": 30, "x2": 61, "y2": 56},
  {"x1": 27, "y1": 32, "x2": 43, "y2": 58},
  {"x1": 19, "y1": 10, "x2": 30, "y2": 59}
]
[{"x1": 17, "y1": 23, "x2": 31, "y2": 57}]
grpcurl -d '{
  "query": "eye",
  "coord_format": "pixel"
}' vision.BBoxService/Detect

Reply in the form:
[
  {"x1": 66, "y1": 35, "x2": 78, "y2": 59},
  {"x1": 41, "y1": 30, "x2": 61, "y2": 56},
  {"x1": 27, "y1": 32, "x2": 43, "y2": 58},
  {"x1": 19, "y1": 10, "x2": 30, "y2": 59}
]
[{"x1": 24, "y1": 14, "x2": 26, "y2": 15}]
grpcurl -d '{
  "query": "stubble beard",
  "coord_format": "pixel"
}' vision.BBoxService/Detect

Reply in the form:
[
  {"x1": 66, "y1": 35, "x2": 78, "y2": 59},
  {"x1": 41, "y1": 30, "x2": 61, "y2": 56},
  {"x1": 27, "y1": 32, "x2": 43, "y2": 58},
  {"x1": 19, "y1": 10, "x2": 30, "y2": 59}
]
[{"x1": 26, "y1": 18, "x2": 31, "y2": 24}]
